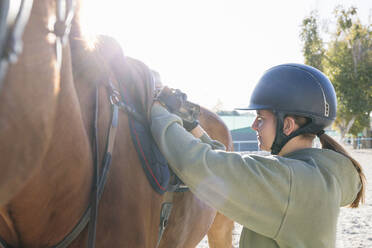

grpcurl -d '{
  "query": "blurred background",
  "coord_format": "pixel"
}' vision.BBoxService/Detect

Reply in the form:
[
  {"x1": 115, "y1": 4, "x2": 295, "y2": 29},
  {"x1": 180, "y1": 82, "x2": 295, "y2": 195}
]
[{"x1": 82, "y1": 0, "x2": 372, "y2": 151}]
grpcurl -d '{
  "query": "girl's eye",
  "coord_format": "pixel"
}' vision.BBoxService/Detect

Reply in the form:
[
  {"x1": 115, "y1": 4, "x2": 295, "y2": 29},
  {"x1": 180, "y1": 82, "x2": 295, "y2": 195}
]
[{"x1": 256, "y1": 117, "x2": 264, "y2": 128}]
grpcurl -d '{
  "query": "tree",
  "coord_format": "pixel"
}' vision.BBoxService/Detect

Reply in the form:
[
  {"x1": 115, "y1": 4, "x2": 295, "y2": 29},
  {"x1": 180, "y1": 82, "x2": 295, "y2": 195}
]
[
  {"x1": 212, "y1": 99, "x2": 224, "y2": 113},
  {"x1": 300, "y1": 11, "x2": 325, "y2": 71},
  {"x1": 300, "y1": 6, "x2": 372, "y2": 139}
]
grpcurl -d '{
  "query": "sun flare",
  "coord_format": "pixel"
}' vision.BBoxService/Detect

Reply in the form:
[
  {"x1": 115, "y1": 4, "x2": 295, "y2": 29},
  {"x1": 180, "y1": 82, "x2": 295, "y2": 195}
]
[{"x1": 81, "y1": 0, "x2": 371, "y2": 110}]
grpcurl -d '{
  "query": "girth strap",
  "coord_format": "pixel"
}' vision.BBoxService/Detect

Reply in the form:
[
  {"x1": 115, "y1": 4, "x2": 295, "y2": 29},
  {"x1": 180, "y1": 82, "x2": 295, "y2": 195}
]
[{"x1": 156, "y1": 192, "x2": 174, "y2": 248}]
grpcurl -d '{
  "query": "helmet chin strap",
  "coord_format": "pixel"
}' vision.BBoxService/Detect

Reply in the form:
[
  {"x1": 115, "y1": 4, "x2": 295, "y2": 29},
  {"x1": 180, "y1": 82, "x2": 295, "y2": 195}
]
[
  {"x1": 270, "y1": 112, "x2": 289, "y2": 155},
  {"x1": 270, "y1": 112, "x2": 321, "y2": 155}
]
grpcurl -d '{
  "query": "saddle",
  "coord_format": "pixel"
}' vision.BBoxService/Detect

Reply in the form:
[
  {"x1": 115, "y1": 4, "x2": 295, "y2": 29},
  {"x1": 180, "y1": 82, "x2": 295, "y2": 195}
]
[{"x1": 96, "y1": 36, "x2": 185, "y2": 194}]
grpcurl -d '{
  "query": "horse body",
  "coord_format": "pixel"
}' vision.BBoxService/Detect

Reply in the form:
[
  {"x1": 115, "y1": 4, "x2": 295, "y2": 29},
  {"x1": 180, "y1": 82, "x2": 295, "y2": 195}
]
[{"x1": 0, "y1": 0, "x2": 234, "y2": 247}]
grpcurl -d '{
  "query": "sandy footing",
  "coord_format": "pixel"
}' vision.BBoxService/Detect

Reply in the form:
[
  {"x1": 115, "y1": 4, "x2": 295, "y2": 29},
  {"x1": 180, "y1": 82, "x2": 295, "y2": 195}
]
[{"x1": 336, "y1": 148, "x2": 372, "y2": 248}]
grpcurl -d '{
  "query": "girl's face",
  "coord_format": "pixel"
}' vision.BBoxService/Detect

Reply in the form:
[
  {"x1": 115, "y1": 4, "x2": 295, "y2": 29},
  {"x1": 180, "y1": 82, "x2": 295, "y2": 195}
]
[{"x1": 251, "y1": 110, "x2": 277, "y2": 152}]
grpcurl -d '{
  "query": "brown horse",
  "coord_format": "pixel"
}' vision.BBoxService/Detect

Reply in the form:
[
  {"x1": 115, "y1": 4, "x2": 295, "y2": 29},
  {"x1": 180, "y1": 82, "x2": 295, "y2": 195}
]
[{"x1": 0, "y1": 0, "x2": 234, "y2": 247}]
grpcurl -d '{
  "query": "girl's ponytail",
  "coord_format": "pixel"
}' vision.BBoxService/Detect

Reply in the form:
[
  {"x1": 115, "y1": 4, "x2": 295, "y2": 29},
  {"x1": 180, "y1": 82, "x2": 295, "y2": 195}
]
[{"x1": 318, "y1": 133, "x2": 366, "y2": 208}]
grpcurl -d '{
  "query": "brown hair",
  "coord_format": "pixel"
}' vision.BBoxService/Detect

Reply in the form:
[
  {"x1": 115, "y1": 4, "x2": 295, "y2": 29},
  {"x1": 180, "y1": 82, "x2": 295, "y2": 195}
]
[{"x1": 291, "y1": 115, "x2": 366, "y2": 208}]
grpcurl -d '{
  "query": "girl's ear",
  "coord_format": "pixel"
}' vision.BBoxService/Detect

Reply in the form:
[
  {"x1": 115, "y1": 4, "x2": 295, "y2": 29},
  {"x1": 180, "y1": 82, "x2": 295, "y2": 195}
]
[{"x1": 283, "y1": 116, "x2": 298, "y2": 136}]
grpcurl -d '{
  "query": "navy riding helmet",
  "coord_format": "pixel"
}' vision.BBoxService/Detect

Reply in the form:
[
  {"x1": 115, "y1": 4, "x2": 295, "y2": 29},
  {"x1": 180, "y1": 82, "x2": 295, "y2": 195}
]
[{"x1": 238, "y1": 63, "x2": 337, "y2": 154}]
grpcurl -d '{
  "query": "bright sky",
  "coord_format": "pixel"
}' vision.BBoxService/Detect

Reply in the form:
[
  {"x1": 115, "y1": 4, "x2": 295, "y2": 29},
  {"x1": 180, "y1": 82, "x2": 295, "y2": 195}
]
[{"x1": 82, "y1": 0, "x2": 371, "y2": 110}]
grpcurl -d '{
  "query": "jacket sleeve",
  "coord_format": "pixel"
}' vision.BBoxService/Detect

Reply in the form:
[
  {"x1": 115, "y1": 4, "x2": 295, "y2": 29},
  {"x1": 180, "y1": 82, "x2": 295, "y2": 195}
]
[
  {"x1": 151, "y1": 104, "x2": 292, "y2": 238},
  {"x1": 199, "y1": 133, "x2": 226, "y2": 151}
]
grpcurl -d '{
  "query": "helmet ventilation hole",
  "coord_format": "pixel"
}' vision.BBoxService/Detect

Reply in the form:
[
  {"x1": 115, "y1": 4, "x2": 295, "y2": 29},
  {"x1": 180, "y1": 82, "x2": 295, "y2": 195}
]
[{"x1": 325, "y1": 102, "x2": 330, "y2": 117}]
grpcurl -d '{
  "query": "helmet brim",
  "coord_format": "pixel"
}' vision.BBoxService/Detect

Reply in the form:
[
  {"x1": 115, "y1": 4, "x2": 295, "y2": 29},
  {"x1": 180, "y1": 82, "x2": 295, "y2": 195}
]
[{"x1": 234, "y1": 104, "x2": 274, "y2": 111}]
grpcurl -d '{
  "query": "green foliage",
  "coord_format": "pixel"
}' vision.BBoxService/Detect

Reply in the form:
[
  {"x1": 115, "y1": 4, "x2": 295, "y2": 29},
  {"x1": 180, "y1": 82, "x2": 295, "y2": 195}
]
[
  {"x1": 334, "y1": 6, "x2": 357, "y2": 34},
  {"x1": 349, "y1": 113, "x2": 370, "y2": 135},
  {"x1": 300, "y1": 6, "x2": 372, "y2": 136},
  {"x1": 300, "y1": 11, "x2": 324, "y2": 70}
]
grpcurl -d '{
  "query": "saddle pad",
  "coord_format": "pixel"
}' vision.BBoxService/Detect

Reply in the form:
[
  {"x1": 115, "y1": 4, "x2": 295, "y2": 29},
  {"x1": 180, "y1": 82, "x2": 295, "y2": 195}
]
[
  {"x1": 128, "y1": 117, "x2": 182, "y2": 194},
  {"x1": 111, "y1": 55, "x2": 183, "y2": 194}
]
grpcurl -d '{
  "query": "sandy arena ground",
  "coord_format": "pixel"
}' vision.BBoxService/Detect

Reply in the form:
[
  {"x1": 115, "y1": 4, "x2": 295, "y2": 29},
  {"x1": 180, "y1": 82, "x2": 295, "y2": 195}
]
[{"x1": 197, "y1": 147, "x2": 372, "y2": 247}]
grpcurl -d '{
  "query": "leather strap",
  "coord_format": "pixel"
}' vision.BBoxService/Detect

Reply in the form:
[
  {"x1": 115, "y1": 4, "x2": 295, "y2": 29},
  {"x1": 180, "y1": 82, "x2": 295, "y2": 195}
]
[
  {"x1": 87, "y1": 83, "x2": 119, "y2": 248},
  {"x1": 54, "y1": 0, "x2": 75, "y2": 69},
  {"x1": 0, "y1": 0, "x2": 33, "y2": 90},
  {"x1": 49, "y1": 83, "x2": 117, "y2": 248},
  {"x1": 0, "y1": 236, "x2": 13, "y2": 248},
  {"x1": 53, "y1": 208, "x2": 91, "y2": 248},
  {"x1": 156, "y1": 192, "x2": 174, "y2": 248},
  {"x1": 54, "y1": 83, "x2": 119, "y2": 248}
]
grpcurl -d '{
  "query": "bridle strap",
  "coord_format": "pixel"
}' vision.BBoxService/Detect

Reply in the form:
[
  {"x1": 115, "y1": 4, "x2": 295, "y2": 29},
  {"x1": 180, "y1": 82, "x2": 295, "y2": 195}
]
[
  {"x1": 0, "y1": 0, "x2": 75, "y2": 90},
  {"x1": 54, "y1": 0, "x2": 75, "y2": 69},
  {"x1": 0, "y1": 0, "x2": 33, "y2": 91}
]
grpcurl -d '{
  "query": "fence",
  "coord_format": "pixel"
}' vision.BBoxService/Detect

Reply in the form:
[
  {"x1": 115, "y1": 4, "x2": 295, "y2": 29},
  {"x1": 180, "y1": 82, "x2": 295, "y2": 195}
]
[
  {"x1": 233, "y1": 140, "x2": 258, "y2": 152},
  {"x1": 351, "y1": 137, "x2": 372, "y2": 149},
  {"x1": 233, "y1": 137, "x2": 372, "y2": 152}
]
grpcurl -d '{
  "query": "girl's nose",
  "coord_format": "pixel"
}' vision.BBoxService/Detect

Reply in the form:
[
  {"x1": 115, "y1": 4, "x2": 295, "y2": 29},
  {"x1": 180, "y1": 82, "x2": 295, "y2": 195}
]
[{"x1": 252, "y1": 118, "x2": 258, "y2": 131}]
